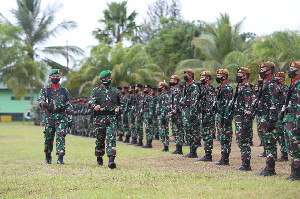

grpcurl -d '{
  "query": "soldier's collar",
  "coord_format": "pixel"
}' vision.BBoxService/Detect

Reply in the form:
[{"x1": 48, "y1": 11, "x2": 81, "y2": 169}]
[
  {"x1": 292, "y1": 76, "x2": 300, "y2": 84},
  {"x1": 263, "y1": 75, "x2": 273, "y2": 83},
  {"x1": 221, "y1": 80, "x2": 228, "y2": 87}
]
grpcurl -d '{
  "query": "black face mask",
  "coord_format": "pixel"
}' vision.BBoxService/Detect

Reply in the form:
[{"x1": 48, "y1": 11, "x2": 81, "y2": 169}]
[
  {"x1": 144, "y1": 90, "x2": 149, "y2": 94},
  {"x1": 288, "y1": 70, "x2": 298, "y2": 78},
  {"x1": 200, "y1": 79, "x2": 207, "y2": 85},
  {"x1": 216, "y1": 77, "x2": 223, "y2": 83},
  {"x1": 158, "y1": 88, "x2": 162, "y2": 92},
  {"x1": 236, "y1": 76, "x2": 243, "y2": 83},
  {"x1": 51, "y1": 78, "x2": 60, "y2": 84},
  {"x1": 169, "y1": 82, "x2": 177, "y2": 87},
  {"x1": 129, "y1": 91, "x2": 133, "y2": 94},
  {"x1": 275, "y1": 79, "x2": 280, "y2": 85},
  {"x1": 102, "y1": 79, "x2": 111, "y2": 86},
  {"x1": 121, "y1": 91, "x2": 125, "y2": 95},
  {"x1": 258, "y1": 80, "x2": 263, "y2": 85},
  {"x1": 184, "y1": 76, "x2": 189, "y2": 82},
  {"x1": 260, "y1": 71, "x2": 268, "y2": 79},
  {"x1": 135, "y1": 89, "x2": 138, "y2": 93}
]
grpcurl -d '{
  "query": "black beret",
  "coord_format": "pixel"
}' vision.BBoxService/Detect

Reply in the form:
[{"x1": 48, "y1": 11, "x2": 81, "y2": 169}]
[
  {"x1": 136, "y1": 84, "x2": 143, "y2": 88},
  {"x1": 144, "y1": 84, "x2": 152, "y2": 88},
  {"x1": 130, "y1": 85, "x2": 135, "y2": 89},
  {"x1": 152, "y1": 87, "x2": 157, "y2": 90},
  {"x1": 117, "y1": 86, "x2": 122, "y2": 90},
  {"x1": 123, "y1": 86, "x2": 129, "y2": 89}
]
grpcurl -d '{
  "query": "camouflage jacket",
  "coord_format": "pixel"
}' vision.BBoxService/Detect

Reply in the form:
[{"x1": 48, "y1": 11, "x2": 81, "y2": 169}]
[
  {"x1": 121, "y1": 94, "x2": 130, "y2": 115},
  {"x1": 234, "y1": 83, "x2": 253, "y2": 124},
  {"x1": 169, "y1": 85, "x2": 182, "y2": 117},
  {"x1": 278, "y1": 84, "x2": 288, "y2": 110},
  {"x1": 142, "y1": 93, "x2": 154, "y2": 119},
  {"x1": 157, "y1": 91, "x2": 170, "y2": 116},
  {"x1": 181, "y1": 80, "x2": 200, "y2": 115},
  {"x1": 89, "y1": 85, "x2": 121, "y2": 113},
  {"x1": 216, "y1": 81, "x2": 233, "y2": 120},
  {"x1": 152, "y1": 93, "x2": 159, "y2": 118},
  {"x1": 286, "y1": 78, "x2": 300, "y2": 120},
  {"x1": 199, "y1": 82, "x2": 215, "y2": 124},
  {"x1": 135, "y1": 93, "x2": 144, "y2": 117},
  {"x1": 257, "y1": 77, "x2": 279, "y2": 121},
  {"x1": 38, "y1": 84, "x2": 73, "y2": 121}
]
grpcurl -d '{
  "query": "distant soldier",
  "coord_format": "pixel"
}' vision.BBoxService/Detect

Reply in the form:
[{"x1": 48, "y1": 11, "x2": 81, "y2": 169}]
[
  {"x1": 157, "y1": 82, "x2": 170, "y2": 151},
  {"x1": 134, "y1": 84, "x2": 144, "y2": 146},
  {"x1": 141, "y1": 85, "x2": 155, "y2": 148},
  {"x1": 197, "y1": 71, "x2": 215, "y2": 162},
  {"x1": 38, "y1": 69, "x2": 73, "y2": 164},
  {"x1": 127, "y1": 85, "x2": 137, "y2": 145},
  {"x1": 116, "y1": 86, "x2": 124, "y2": 141},
  {"x1": 89, "y1": 70, "x2": 121, "y2": 169},
  {"x1": 213, "y1": 69, "x2": 233, "y2": 165},
  {"x1": 274, "y1": 72, "x2": 289, "y2": 162},
  {"x1": 255, "y1": 61, "x2": 279, "y2": 176},
  {"x1": 282, "y1": 61, "x2": 300, "y2": 181},
  {"x1": 152, "y1": 87, "x2": 160, "y2": 140},
  {"x1": 181, "y1": 69, "x2": 200, "y2": 158},
  {"x1": 169, "y1": 75, "x2": 184, "y2": 154},
  {"x1": 121, "y1": 86, "x2": 131, "y2": 143},
  {"x1": 233, "y1": 67, "x2": 253, "y2": 171}
]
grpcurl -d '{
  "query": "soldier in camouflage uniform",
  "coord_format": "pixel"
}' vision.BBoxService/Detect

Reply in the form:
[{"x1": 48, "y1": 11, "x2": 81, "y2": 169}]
[
  {"x1": 89, "y1": 70, "x2": 121, "y2": 169},
  {"x1": 157, "y1": 82, "x2": 170, "y2": 152},
  {"x1": 169, "y1": 75, "x2": 184, "y2": 154},
  {"x1": 282, "y1": 61, "x2": 300, "y2": 181},
  {"x1": 255, "y1": 61, "x2": 279, "y2": 176},
  {"x1": 213, "y1": 69, "x2": 233, "y2": 165},
  {"x1": 38, "y1": 69, "x2": 73, "y2": 164},
  {"x1": 214, "y1": 87, "x2": 220, "y2": 141},
  {"x1": 274, "y1": 72, "x2": 289, "y2": 162},
  {"x1": 152, "y1": 87, "x2": 160, "y2": 140},
  {"x1": 121, "y1": 86, "x2": 131, "y2": 143},
  {"x1": 233, "y1": 67, "x2": 253, "y2": 171},
  {"x1": 181, "y1": 69, "x2": 200, "y2": 158},
  {"x1": 127, "y1": 85, "x2": 137, "y2": 145},
  {"x1": 197, "y1": 71, "x2": 215, "y2": 162},
  {"x1": 134, "y1": 84, "x2": 145, "y2": 146},
  {"x1": 116, "y1": 87, "x2": 124, "y2": 141},
  {"x1": 141, "y1": 85, "x2": 155, "y2": 148}
]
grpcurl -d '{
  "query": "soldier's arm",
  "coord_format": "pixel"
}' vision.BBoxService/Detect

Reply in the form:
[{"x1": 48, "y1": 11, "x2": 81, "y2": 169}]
[
  {"x1": 203, "y1": 86, "x2": 215, "y2": 122},
  {"x1": 268, "y1": 83, "x2": 279, "y2": 121},
  {"x1": 190, "y1": 84, "x2": 199, "y2": 111},
  {"x1": 243, "y1": 88, "x2": 253, "y2": 123},
  {"x1": 222, "y1": 86, "x2": 233, "y2": 120},
  {"x1": 64, "y1": 88, "x2": 73, "y2": 121},
  {"x1": 88, "y1": 88, "x2": 97, "y2": 109},
  {"x1": 37, "y1": 88, "x2": 47, "y2": 108}
]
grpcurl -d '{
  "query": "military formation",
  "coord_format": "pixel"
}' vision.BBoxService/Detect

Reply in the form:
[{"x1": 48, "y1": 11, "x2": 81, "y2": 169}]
[{"x1": 38, "y1": 62, "x2": 300, "y2": 180}]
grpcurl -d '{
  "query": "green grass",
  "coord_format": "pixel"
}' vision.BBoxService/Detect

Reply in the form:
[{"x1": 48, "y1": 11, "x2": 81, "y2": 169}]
[{"x1": 0, "y1": 122, "x2": 299, "y2": 198}]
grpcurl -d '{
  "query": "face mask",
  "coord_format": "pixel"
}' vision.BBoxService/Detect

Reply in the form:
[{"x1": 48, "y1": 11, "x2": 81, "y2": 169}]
[
  {"x1": 259, "y1": 71, "x2": 268, "y2": 79},
  {"x1": 129, "y1": 91, "x2": 133, "y2": 94},
  {"x1": 200, "y1": 79, "x2": 207, "y2": 85},
  {"x1": 135, "y1": 89, "x2": 138, "y2": 93},
  {"x1": 169, "y1": 82, "x2": 177, "y2": 87},
  {"x1": 51, "y1": 78, "x2": 60, "y2": 84},
  {"x1": 144, "y1": 90, "x2": 149, "y2": 94},
  {"x1": 184, "y1": 76, "x2": 189, "y2": 82},
  {"x1": 216, "y1": 77, "x2": 223, "y2": 83},
  {"x1": 288, "y1": 70, "x2": 298, "y2": 78},
  {"x1": 158, "y1": 88, "x2": 162, "y2": 92},
  {"x1": 121, "y1": 91, "x2": 125, "y2": 95},
  {"x1": 275, "y1": 79, "x2": 280, "y2": 85},
  {"x1": 102, "y1": 79, "x2": 111, "y2": 86},
  {"x1": 236, "y1": 76, "x2": 243, "y2": 83},
  {"x1": 258, "y1": 80, "x2": 263, "y2": 85}
]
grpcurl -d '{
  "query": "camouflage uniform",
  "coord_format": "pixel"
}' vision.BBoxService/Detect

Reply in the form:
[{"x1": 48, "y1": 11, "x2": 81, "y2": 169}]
[
  {"x1": 157, "y1": 89, "x2": 170, "y2": 149},
  {"x1": 121, "y1": 92, "x2": 130, "y2": 142},
  {"x1": 152, "y1": 91, "x2": 160, "y2": 140},
  {"x1": 127, "y1": 91, "x2": 137, "y2": 144},
  {"x1": 142, "y1": 88, "x2": 155, "y2": 147},
  {"x1": 117, "y1": 93, "x2": 124, "y2": 140},
  {"x1": 135, "y1": 92, "x2": 144, "y2": 145}
]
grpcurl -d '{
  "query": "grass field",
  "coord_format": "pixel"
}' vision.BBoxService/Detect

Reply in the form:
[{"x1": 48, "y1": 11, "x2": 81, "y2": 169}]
[{"x1": 0, "y1": 122, "x2": 299, "y2": 198}]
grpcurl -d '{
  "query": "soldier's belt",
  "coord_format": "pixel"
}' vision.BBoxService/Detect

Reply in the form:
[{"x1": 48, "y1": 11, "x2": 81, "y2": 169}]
[{"x1": 94, "y1": 110, "x2": 116, "y2": 116}]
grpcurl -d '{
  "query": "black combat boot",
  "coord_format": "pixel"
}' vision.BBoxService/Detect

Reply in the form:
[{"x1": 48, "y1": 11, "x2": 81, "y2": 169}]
[
  {"x1": 249, "y1": 139, "x2": 254, "y2": 146},
  {"x1": 236, "y1": 159, "x2": 252, "y2": 171},
  {"x1": 155, "y1": 134, "x2": 160, "y2": 140},
  {"x1": 277, "y1": 151, "x2": 288, "y2": 162},
  {"x1": 142, "y1": 139, "x2": 152, "y2": 148},
  {"x1": 136, "y1": 139, "x2": 143, "y2": 147},
  {"x1": 108, "y1": 156, "x2": 116, "y2": 169},
  {"x1": 128, "y1": 137, "x2": 137, "y2": 145},
  {"x1": 198, "y1": 139, "x2": 202, "y2": 147},
  {"x1": 117, "y1": 135, "x2": 123, "y2": 142},
  {"x1": 57, "y1": 154, "x2": 64, "y2": 164},
  {"x1": 255, "y1": 158, "x2": 276, "y2": 176},
  {"x1": 123, "y1": 135, "x2": 130, "y2": 143},
  {"x1": 97, "y1": 156, "x2": 103, "y2": 166},
  {"x1": 162, "y1": 146, "x2": 169, "y2": 152},
  {"x1": 258, "y1": 147, "x2": 267, "y2": 157},
  {"x1": 197, "y1": 152, "x2": 212, "y2": 162},
  {"x1": 183, "y1": 147, "x2": 198, "y2": 158},
  {"x1": 290, "y1": 166, "x2": 300, "y2": 181},
  {"x1": 213, "y1": 152, "x2": 229, "y2": 165},
  {"x1": 45, "y1": 154, "x2": 52, "y2": 164},
  {"x1": 212, "y1": 132, "x2": 216, "y2": 139},
  {"x1": 172, "y1": 145, "x2": 179, "y2": 154}
]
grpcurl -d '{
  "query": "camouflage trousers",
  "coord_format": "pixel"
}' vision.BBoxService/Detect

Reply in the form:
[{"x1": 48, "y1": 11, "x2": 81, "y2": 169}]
[
  {"x1": 135, "y1": 115, "x2": 143, "y2": 141},
  {"x1": 122, "y1": 113, "x2": 130, "y2": 137},
  {"x1": 158, "y1": 114, "x2": 169, "y2": 146},
  {"x1": 144, "y1": 117, "x2": 153, "y2": 141},
  {"x1": 83, "y1": 115, "x2": 90, "y2": 137},
  {"x1": 153, "y1": 115, "x2": 159, "y2": 138},
  {"x1": 128, "y1": 111, "x2": 136, "y2": 138},
  {"x1": 276, "y1": 120, "x2": 288, "y2": 153},
  {"x1": 170, "y1": 113, "x2": 184, "y2": 146},
  {"x1": 284, "y1": 114, "x2": 300, "y2": 168},
  {"x1": 256, "y1": 116, "x2": 264, "y2": 144},
  {"x1": 43, "y1": 113, "x2": 67, "y2": 155},
  {"x1": 235, "y1": 119, "x2": 252, "y2": 161},
  {"x1": 182, "y1": 111, "x2": 199, "y2": 150},
  {"x1": 94, "y1": 115, "x2": 117, "y2": 157},
  {"x1": 117, "y1": 114, "x2": 124, "y2": 137},
  {"x1": 215, "y1": 116, "x2": 221, "y2": 141},
  {"x1": 217, "y1": 115, "x2": 233, "y2": 154},
  {"x1": 200, "y1": 122, "x2": 214, "y2": 154},
  {"x1": 259, "y1": 115, "x2": 277, "y2": 161},
  {"x1": 77, "y1": 115, "x2": 84, "y2": 136}
]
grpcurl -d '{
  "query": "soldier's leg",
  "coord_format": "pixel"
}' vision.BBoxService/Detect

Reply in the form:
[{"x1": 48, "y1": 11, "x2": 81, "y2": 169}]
[
  {"x1": 106, "y1": 116, "x2": 117, "y2": 157},
  {"x1": 287, "y1": 119, "x2": 300, "y2": 180},
  {"x1": 257, "y1": 116, "x2": 264, "y2": 146},
  {"x1": 198, "y1": 125, "x2": 213, "y2": 161},
  {"x1": 190, "y1": 116, "x2": 199, "y2": 151},
  {"x1": 55, "y1": 119, "x2": 67, "y2": 155},
  {"x1": 277, "y1": 120, "x2": 288, "y2": 161},
  {"x1": 94, "y1": 116, "x2": 106, "y2": 157},
  {"x1": 44, "y1": 123, "x2": 55, "y2": 154}
]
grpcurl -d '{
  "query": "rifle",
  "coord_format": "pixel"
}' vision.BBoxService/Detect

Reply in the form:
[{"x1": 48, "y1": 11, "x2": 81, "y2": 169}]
[
  {"x1": 212, "y1": 86, "x2": 221, "y2": 115},
  {"x1": 228, "y1": 83, "x2": 239, "y2": 118},
  {"x1": 278, "y1": 82, "x2": 294, "y2": 121},
  {"x1": 251, "y1": 83, "x2": 263, "y2": 120}
]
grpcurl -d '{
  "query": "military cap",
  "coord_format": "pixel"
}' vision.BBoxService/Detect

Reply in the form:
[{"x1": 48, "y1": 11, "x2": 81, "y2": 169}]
[
  {"x1": 136, "y1": 84, "x2": 143, "y2": 88},
  {"x1": 237, "y1": 67, "x2": 250, "y2": 74},
  {"x1": 130, "y1": 85, "x2": 135, "y2": 89},
  {"x1": 260, "y1": 61, "x2": 275, "y2": 67},
  {"x1": 274, "y1": 72, "x2": 286, "y2": 78},
  {"x1": 159, "y1": 82, "x2": 168, "y2": 87},
  {"x1": 144, "y1": 84, "x2": 152, "y2": 88},
  {"x1": 123, "y1": 86, "x2": 129, "y2": 89},
  {"x1": 49, "y1": 69, "x2": 60, "y2": 76},
  {"x1": 99, "y1": 70, "x2": 111, "y2": 79},
  {"x1": 117, "y1": 86, "x2": 122, "y2": 90},
  {"x1": 217, "y1": 69, "x2": 229, "y2": 75},
  {"x1": 290, "y1": 61, "x2": 300, "y2": 68},
  {"x1": 184, "y1": 69, "x2": 195, "y2": 74},
  {"x1": 201, "y1": 71, "x2": 211, "y2": 76},
  {"x1": 170, "y1": 75, "x2": 181, "y2": 81}
]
